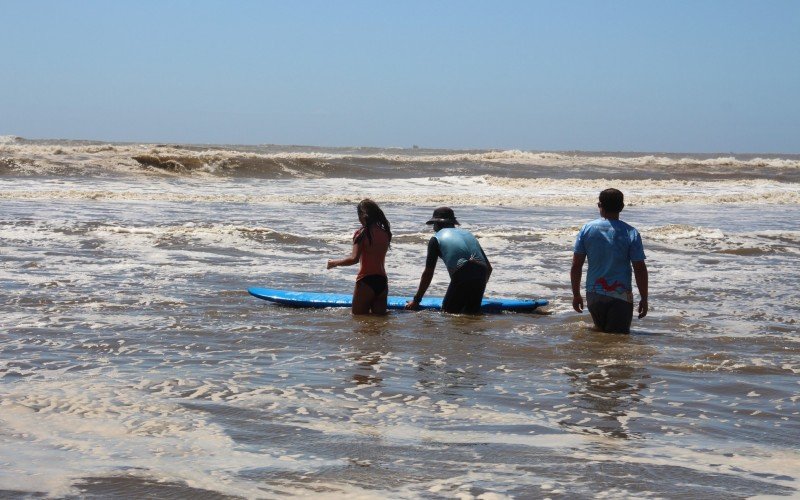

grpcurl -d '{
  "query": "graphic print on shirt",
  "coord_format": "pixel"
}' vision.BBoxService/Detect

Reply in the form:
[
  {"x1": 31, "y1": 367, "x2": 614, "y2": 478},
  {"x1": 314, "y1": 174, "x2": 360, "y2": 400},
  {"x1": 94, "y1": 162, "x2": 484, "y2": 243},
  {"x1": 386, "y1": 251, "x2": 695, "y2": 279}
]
[{"x1": 595, "y1": 277, "x2": 627, "y2": 293}]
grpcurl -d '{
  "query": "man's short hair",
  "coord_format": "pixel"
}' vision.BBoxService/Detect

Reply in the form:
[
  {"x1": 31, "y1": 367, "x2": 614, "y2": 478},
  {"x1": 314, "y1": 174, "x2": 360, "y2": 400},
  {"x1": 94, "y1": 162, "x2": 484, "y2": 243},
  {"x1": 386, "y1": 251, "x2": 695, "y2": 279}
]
[{"x1": 599, "y1": 188, "x2": 624, "y2": 213}]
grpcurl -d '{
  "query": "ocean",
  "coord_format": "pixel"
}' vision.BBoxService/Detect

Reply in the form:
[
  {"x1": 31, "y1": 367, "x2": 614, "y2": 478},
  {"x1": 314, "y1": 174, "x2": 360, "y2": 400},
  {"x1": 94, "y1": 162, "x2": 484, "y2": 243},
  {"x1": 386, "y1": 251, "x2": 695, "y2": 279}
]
[{"x1": 1, "y1": 136, "x2": 798, "y2": 498}]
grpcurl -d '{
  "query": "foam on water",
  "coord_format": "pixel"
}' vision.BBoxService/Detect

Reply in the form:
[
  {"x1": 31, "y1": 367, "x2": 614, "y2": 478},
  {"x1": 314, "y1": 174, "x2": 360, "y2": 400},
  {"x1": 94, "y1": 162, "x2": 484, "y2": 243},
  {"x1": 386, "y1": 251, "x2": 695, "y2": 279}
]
[
  {"x1": 0, "y1": 369, "x2": 340, "y2": 497},
  {"x1": 2, "y1": 336, "x2": 797, "y2": 497},
  {"x1": 1, "y1": 141, "x2": 798, "y2": 497},
  {"x1": 2, "y1": 175, "x2": 799, "y2": 207}
]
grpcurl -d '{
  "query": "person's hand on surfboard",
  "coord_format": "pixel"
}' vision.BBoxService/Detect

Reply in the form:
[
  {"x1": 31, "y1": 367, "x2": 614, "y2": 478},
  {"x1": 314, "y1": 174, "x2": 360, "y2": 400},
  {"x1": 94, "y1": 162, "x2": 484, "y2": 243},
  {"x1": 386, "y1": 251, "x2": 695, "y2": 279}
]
[{"x1": 405, "y1": 299, "x2": 420, "y2": 310}]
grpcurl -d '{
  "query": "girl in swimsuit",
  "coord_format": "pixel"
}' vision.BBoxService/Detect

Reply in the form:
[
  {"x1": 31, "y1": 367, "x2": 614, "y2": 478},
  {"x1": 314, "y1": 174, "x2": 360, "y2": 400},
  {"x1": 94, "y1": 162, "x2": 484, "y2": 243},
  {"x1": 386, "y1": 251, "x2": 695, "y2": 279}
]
[{"x1": 327, "y1": 199, "x2": 392, "y2": 315}]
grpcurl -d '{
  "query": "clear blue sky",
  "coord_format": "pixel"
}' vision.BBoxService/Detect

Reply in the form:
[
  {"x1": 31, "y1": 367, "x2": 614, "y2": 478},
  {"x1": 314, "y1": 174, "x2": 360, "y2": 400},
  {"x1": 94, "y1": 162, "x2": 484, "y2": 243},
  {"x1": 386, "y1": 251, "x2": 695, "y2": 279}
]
[{"x1": 2, "y1": 0, "x2": 798, "y2": 152}]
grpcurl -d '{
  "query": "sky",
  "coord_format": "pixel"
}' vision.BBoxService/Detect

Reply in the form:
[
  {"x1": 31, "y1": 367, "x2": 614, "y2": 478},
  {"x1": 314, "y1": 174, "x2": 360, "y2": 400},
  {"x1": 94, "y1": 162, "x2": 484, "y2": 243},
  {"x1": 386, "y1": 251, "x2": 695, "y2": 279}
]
[{"x1": 2, "y1": 0, "x2": 799, "y2": 152}]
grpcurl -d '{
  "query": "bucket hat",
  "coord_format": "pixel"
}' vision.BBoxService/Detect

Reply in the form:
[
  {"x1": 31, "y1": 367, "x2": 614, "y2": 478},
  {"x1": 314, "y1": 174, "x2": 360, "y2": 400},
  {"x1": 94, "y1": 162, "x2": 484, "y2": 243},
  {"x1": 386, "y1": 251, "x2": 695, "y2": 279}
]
[{"x1": 426, "y1": 206, "x2": 459, "y2": 225}]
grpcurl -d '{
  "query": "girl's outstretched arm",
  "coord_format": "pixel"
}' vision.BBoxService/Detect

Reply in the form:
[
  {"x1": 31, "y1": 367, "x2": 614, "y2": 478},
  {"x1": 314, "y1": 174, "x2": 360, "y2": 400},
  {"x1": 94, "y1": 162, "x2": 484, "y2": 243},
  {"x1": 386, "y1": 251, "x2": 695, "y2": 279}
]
[{"x1": 327, "y1": 243, "x2": 361, "y2": 269}]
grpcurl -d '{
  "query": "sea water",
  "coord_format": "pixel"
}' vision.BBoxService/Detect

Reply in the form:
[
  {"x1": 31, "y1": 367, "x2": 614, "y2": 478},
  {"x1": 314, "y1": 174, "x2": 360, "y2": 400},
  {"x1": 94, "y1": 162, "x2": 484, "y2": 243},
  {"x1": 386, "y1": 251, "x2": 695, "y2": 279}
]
[{"x1": 1, "y1": 136, "x2": 798, "y2": 498}]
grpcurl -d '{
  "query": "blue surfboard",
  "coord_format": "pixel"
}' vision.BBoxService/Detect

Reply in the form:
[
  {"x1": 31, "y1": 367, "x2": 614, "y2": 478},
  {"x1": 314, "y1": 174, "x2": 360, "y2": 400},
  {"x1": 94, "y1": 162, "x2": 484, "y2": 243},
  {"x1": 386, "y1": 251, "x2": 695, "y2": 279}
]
[{"x1": 248, "y1": 287, "x2": 548, "y2": 313}]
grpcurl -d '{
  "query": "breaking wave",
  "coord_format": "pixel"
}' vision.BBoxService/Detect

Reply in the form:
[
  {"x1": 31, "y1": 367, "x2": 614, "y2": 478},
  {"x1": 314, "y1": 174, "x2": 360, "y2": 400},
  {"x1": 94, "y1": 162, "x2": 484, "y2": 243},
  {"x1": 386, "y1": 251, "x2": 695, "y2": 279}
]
[
  {"x1": 0, "y1": 135, "x2": 21, "y2": 145},
  {"x1": 1, "y1": 139, "x2": 799, "y2": 180}
]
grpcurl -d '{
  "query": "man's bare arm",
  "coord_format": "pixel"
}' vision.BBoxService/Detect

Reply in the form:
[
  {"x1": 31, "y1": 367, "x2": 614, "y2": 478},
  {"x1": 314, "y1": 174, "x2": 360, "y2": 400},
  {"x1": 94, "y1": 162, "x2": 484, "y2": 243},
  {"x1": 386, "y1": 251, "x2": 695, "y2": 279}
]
[
  {"x1": 571, "y1": 253, "x2": 586, "y2": 313},
  {"x1": 632, "y1": 260, "x2": 648, "y2": 319}
]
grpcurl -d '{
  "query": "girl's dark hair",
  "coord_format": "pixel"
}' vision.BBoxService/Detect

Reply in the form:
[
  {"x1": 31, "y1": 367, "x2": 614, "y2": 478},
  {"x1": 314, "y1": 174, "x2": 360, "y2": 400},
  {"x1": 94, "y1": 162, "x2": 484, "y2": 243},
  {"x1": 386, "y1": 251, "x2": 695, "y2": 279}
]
[{"x1": 355, "y1": 199, "x2": 392, "y2": 244}]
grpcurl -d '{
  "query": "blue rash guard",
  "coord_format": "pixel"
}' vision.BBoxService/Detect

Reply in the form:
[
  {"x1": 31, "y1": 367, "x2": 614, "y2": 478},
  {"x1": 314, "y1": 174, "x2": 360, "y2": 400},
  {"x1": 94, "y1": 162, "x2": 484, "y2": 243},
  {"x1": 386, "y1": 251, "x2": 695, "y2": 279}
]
[
  {"x1": 430, "y1": 228, "x2": 488, "y2": 276},
  {"x1": 425, "y1": 228, "x2": 490, "y2": 314}
]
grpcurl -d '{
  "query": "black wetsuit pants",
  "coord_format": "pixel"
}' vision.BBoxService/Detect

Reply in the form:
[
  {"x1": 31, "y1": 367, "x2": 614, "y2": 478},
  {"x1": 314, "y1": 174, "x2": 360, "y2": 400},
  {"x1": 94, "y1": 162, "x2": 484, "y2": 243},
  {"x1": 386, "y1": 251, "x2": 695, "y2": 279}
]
[{"x1": 442, "y1": 262, "x2": 488, "y2": 314}]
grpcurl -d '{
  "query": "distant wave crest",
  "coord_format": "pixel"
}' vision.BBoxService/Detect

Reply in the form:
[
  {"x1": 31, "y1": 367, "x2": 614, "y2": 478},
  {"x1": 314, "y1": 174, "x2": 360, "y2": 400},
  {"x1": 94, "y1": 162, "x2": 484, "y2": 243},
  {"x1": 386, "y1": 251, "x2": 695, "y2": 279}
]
[
  {"x1": 0, "y1": 135, "x2": 21, "y2": 145},
  {"x1": 1, "y1": 141, "x2": 799, "y2": 180}
]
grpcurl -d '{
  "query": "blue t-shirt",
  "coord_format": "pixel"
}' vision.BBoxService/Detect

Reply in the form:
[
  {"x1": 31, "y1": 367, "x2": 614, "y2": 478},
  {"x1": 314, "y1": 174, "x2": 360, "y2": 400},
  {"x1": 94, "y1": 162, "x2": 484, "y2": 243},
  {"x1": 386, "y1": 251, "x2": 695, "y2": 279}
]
[{"x1": 573, "y1": 218, "x2": 646, "y2": 302}]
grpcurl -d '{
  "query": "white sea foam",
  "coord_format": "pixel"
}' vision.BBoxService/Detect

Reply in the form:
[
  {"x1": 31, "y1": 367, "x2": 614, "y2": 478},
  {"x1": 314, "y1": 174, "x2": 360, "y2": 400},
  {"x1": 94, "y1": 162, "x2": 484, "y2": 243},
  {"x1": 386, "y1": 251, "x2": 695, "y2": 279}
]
[
  {"x1": 1, "y1": 175, "x2": 798, "y2": 206},
  {"x1": 381, "y1": 150, "x2": 800, "y2": 169},
  {"x1": 0, "y1": 371, "x2": 340, "y2": 497}
]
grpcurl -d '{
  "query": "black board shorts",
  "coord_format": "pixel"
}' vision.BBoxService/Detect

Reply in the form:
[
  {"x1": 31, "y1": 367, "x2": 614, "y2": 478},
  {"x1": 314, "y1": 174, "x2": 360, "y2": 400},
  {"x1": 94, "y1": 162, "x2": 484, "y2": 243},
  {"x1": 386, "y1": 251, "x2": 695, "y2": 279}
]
[
  {"x1": 587, "y1": 292, "x2": 634, "y2": 334},
  {"x1": 357, "y1": 274, "x2": 388, "y2": 296},
  {"x1": 442, "y1": 262, "x2": 488, "y2": 314}
]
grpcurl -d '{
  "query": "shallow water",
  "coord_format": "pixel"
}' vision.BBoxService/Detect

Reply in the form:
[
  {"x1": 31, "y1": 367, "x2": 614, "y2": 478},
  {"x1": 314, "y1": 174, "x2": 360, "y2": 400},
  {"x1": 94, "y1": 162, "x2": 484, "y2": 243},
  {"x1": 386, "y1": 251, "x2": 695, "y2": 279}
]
[{"x1": 1, "y1": 138, "x2": 799, "y2": 498}]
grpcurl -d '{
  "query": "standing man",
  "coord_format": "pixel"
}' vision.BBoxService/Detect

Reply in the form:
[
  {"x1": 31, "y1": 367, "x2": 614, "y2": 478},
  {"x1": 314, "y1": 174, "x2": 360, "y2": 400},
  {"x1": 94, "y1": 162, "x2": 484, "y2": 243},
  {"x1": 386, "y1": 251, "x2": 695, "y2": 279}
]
[
  {"x1": 571, "y1": 189, "x2": 649, "y2": 333},
  {"x1": 406, "y1": 207, "x2": 492, "y2": 314}
]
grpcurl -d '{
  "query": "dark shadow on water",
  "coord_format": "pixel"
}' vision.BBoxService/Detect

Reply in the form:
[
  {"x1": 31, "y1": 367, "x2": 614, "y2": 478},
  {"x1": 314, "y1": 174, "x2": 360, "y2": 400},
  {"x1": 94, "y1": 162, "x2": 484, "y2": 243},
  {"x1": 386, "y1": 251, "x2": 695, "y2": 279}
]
[
  {"x1": 75, "y1": 476, "x2": 235, "y2": 499},
  {"x1": 346, "y1": 314, "x2": 397, "y2": 386},
  {"x1": 524, "y1": 308, "x2": 553, "y2": 316},
  {"x1": 560, "y1": 330, "x2": 655, "y2": 439},
  {"x1": 628, "y1": 329, "x2": 663, "y2": 337}
]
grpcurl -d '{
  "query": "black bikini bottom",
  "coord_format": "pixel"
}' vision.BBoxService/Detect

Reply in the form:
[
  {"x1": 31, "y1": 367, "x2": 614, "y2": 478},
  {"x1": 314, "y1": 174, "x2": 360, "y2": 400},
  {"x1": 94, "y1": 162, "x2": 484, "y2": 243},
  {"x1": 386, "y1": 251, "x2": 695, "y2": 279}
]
[{"x1": 358, "y1": 274, "x2": 388, "y2": 296}]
